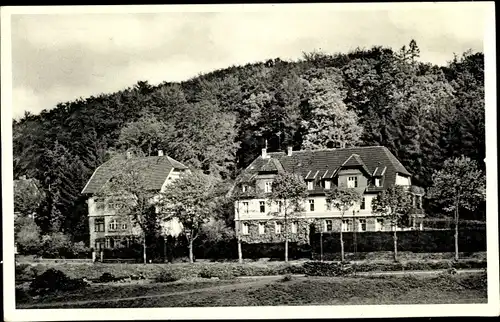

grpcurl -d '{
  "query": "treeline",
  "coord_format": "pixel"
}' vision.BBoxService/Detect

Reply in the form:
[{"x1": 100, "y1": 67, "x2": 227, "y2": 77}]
[{"x1": 13, "y1": 40, "x2": 485, "y2": 244}]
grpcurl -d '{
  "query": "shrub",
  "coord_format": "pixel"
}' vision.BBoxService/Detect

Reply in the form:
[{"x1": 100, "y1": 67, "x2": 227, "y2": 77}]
[
  {"x1": 29, "y1": 268, "x2": 87, "y2": 295},
  {"x1": 303, "y1": 261, "x2": 344, "y2": 276},
  {"x1": 98, "y1": 272, "x2": 116, "y2": 283},
  {"x1": 16, "y1": 287, "x2": 30, "y2": 303},
  {"x1": 155, "y1": 270, "x2": 181, "y2": 283},
  {"x1": 15, "y1": 263, "x2": 33, "y2": 280},
  {"x1": 281, "y1": 274, "x2": 293, "y2": 282}
]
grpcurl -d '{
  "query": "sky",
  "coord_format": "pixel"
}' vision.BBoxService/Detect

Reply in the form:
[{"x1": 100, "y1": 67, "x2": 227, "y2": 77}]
[{"x1": 7, "y1": 3, "x2": 488, "y2": 119}]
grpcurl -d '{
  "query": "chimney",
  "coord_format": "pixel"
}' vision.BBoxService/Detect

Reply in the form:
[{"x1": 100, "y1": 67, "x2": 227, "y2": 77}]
[
  {"x1": 287, "y1": 146, "x2": 293, "y2": 157},
  {"x1": 262, "y1": 148, "x2": 268, "y2": 159},
  {"x1": 126, "y1": 151, "x2": 132, "y2": 159},
  {"x1": 158, "y1": 150, "x2": 164, "y2": 157}
]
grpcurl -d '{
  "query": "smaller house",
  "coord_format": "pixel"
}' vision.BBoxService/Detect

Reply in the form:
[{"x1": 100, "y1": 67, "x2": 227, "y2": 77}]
[{"x1": 81, "y1": 150, "x2": 188, "y2": 252}]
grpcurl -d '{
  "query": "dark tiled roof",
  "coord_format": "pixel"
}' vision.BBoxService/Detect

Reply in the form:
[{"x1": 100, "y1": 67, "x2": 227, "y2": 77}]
[
  {"x1": 260, "y1": 158, "x2": 284, "y2": 173},
  {"x1": 239, "y1": 146, "x2": 411, "y2": 191},
  {"x1": 81, "y1": 155, "x2": 188, "y2": 195}
]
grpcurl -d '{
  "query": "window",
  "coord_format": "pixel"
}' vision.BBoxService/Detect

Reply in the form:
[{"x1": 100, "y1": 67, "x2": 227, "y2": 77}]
[
  {"x1": 309, "y1": 199, "x2": 315, "y2": 211},
  {"x1": 265, "y1": 181, "x2": 272, "y2": 193},
  {"x1": 291, "y1": 222, "x2": 298, "y2": 234},
  {"x1": 360, "y1": 197, "x2": 366, "y2": 210},
  {"x1": 94, "y1": 218, "x2": 105, "y2": 232},
  {"x1": 242, "y1": 223, "x2": 249, "y2": 235},
  {"x1": 278, "y1": 201, "x2": 283, "y2": 212},
  {"x1": 375, "y1": 178, "x2": 381, "y2": 187},
  {"x1": 242, "y1": 185, "x2": 248, "y2": 193},
  {"x1": 325, "y1": 200, "x2": 331, "y2": 211},
  {"x1": 106, "y1": 237, "x2": 114, "y2": 249},
  {"x1": 325, "y1": 220, "x2": 333, "y2": 232},
  {"x1": 242, "y1": 202, "x2": 249, "y2": 213},
  {"x1": 307, "y1": 181, "x2": 314, "y2": 190},
  {"x1": 260, "y1": 201, "x2": 265, "y2": 213},
  {"x1": 376, "y1": 219, "x2": 384, "y2": 231},
  {"x1": 121, "y1": 223, "x2": 128, "y2": 230},
  {"x1": 342, "y1": 219, "x2": 351, "y2": 232},
  {"x1": 324, "y1": 180, "x2": 331, "y2": 190},
  {"x1": 359, "y1": 219, "x2": 367, "y2": 232},
  {"x1": 275, "y1": 222, "x2": 282, "y2": 234},
  {"x1": 109, "y1": 219, "x2": 118, "y2": 231},
  {"x1": 258, "y1": 223, "x2": 265, "y2": 234},
  {"x1": 347, "y1": 176, "x2": 358, "y2": 188}
]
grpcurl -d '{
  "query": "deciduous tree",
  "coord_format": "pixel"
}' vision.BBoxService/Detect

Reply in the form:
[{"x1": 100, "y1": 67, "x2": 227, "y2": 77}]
[
  {"x1": 326, "y1": 186, "x2": 362, "y2": 262},
  {"x1": 427, "y1": 156, "x2": 485, "y2": 261},
  {"x1": 371, "y1": 185, "x2": 413, "y2": 262},
  {"x1": 268, "y1": 171, "x2": 308, "y2": 262}
]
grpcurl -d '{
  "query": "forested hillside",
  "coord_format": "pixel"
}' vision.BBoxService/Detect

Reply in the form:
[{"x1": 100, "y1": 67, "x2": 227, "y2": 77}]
[{"x1": 12, "y1": 40, "x2": 485, "y2": 244}]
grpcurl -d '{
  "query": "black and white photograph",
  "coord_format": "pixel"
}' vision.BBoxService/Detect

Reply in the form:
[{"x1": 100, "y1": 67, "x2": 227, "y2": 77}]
[{"x1": 1, "y1": 2, "x2": 498, "y2": 321}]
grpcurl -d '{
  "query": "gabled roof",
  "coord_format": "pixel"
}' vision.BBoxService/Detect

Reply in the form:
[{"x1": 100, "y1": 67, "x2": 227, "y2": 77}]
[
  {"x1": 239, "y1": 146, "x2": 411, "y2": 191},
  {"x1": 259, "y1": 158, "x2": 284, "y2": 173},
  {"x1": 81, "y1": 155, "x2": 188, "y2": 195},
  {"x1": 340, "y1": 153, "x2": 372, "y2": 176}
]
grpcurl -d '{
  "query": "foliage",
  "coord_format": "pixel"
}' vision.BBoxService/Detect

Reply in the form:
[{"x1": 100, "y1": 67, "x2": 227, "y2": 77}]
[
  {"x1": 14, "y1": 177, "x2": 45, "y2": 217},
  {"x1": 371, "y1": 185, "x2": 413, "y2": 228},
  {"x1": 427, "y1": 156, "x2": 485, "y2": 215},
  {"x1": 155, "y1": 270, "x2": 181, "y2": 283},
  {"x1": 29, "y1": 268, "x2": 88, "y2": 295},
  {"x1": 301, "y1": 68, "x2": 363, "y2": 149},
  {"x1": 117, "y1": 114, "x2": 174, "y2": 156},
  {"x1": 159, "y1": 171, "x2": 223, "y2": 262},
  {"x1": 15, "y1": 217, "x2": 42, "y2": 254},
  {"x1": 326, "y1": 186, "x2": 362, "y2": 214}
]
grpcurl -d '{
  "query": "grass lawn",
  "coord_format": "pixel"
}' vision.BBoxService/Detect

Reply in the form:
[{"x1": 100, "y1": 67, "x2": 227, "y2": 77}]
[{"x1": 17, "y1": 272, "x2": 487, "y2": 308}]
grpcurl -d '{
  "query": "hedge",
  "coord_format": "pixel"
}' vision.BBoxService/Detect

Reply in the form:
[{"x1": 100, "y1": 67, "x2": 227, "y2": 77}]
[{"x1": 311, "y1": 229, "x2": 486, "y2": 256}]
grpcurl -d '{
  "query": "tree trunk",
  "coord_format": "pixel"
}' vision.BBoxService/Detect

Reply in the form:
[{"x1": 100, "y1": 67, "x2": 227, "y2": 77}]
[
  {"x1": 393, "y1": 228, "x2": 398, "y2": 262},
  {"x1": 189, "y1": 239, "x2": 194, "y2": 263},
  {"x1": 284, "y1": 213, "x2": 289, "y2": 263},
  {"x1": 340, "y1": 212, "x2": 345, "y2": 262},
  {"x1": 237, "y1": 237, "x2": 243, "y2": 264},
  {"x1": 143, "y1": 235, "x2": 147, "y2": 264},
  {"x1": 454, "y1": 205, "x2": 459, "y2": 261}
]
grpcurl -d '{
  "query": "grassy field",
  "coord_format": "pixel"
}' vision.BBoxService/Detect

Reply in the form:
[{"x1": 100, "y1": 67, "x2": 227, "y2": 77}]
[
  {"x1": 17, "y1": 272, "x2": 487, "y2": 308},
  {"x1": 15, "y1": 257, "x2": 487, "y2": 284}
]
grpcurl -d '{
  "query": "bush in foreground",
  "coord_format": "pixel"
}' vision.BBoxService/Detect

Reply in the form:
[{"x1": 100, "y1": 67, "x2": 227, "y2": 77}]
[{"x1": 29, "y1": 269, "x2": 89, "y2": 295}]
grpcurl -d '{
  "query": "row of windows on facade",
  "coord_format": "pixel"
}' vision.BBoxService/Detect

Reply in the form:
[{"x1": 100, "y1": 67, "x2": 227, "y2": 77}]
[
  {"x1": 242, "y1": 176, "x2": 379, "y2": 193},
  {"x1": 241, "y1": 197, "x2": 367, "y2": 214},
  {"x1": 94, "y1": 237, "x2": 133, "y2": 250},
  {"x1": 240, "y1": 218, "x2": 383, "y2": 235},
  {"x1": 94, "y1": 218, "x2": 128, "y2": 232}
]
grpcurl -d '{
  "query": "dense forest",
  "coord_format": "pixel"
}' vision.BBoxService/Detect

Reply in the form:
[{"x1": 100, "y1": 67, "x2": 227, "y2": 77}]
[{"x1": 12, "y1": 40, "x2": 485, "y2": 245}]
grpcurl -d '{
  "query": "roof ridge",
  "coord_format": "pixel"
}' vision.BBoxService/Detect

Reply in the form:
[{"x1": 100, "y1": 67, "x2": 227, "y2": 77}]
[{"x1": 272, "y1": 146, "x2": 385, "y2": 154}]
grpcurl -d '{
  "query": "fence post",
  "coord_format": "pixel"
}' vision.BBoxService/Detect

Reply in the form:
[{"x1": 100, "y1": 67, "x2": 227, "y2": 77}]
[
  {"x1": 320, "y1": 231, "x2": 323, "y2": 262},
  {"x1": 92, "y1": 251, "x2": 96, "y2": 263},
  {"x1": 100, "y1": 250, "x2": 104, "y2": 262}
]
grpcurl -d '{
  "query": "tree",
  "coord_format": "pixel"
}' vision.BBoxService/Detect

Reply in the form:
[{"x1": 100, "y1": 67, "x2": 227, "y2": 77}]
[
  {"x1": 301, "y1": 68, "x2": 363, "y2": 149},
  {"x1": 15, "y1": 216, "x2": 41, "y2": 255},
  {"x1": 159, "y1": 171, "x2": 222, "y2": 263},
  {"x1": 427, "y1": 156, "x2": 485, "y2": 261},
  {"x1": 326, "y1": 186, "x2": 362, "y2": 262},
  {"x1": 230, "y1": 177, "x2": 261, "y2": 263},
  {"x1": 14, "y1": 177, "x2": 45, "y2": 218},
  {"x1": 268, "y1": 171, "x2": 308, "y2": 262},
  {"x1": 94, "y1": 155, "x2": 162, "y2": 264},
  {"x1": 117, "y1": 115, "x2": 174, "y2": 156},
  {"x1": 371, "y1": 185, "x2": 413, "y2": 262}
]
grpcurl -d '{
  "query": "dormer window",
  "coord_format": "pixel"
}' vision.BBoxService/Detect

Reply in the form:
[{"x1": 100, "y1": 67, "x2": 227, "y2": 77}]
[
  {"x1": 324, "y1": 180, "x2": 331, "y2": 190},
  {"x1": 375, "y1": 178, "x2": 381, "y2": 187},
  {"x1": 347, "y1": 176, "x2": 358, "y2": 188},
  {"x1": 242, "y1": 184, "x2": 248, "y2": 193},
  {"x1": 265, "y1": 181, "x2": 272, "y2": 193},
  {"x1": 307, "y1": 181, "x2": 314, "y2": 190}
]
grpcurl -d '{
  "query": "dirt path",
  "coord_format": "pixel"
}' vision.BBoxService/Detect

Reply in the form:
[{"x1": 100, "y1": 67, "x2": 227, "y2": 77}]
[{"x1": 17, "y1": 276, "x2": 282, "y2": 309}]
